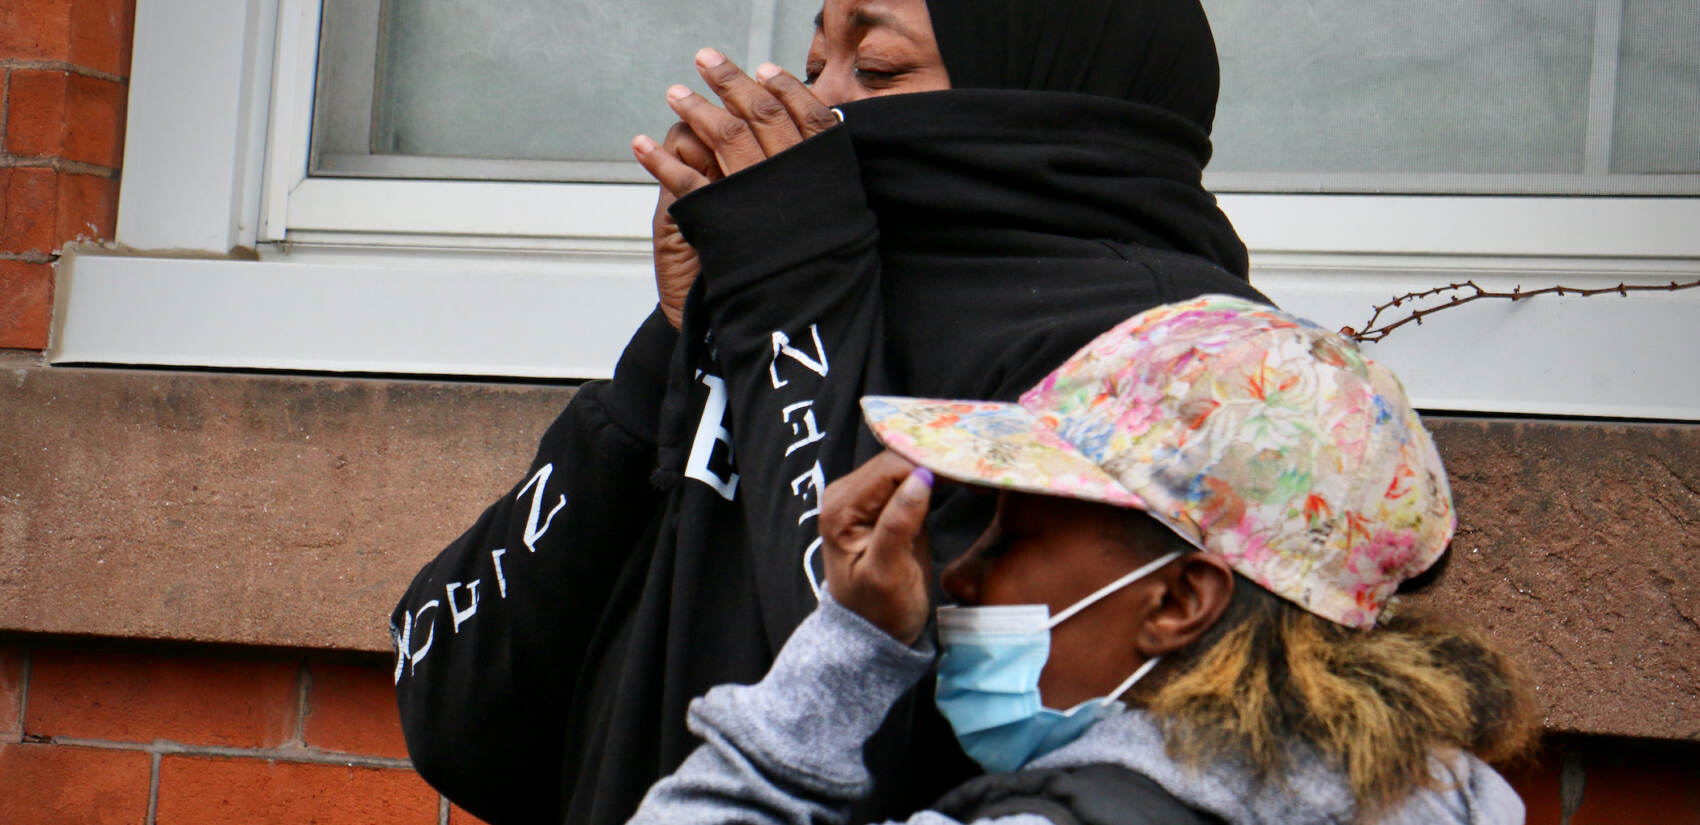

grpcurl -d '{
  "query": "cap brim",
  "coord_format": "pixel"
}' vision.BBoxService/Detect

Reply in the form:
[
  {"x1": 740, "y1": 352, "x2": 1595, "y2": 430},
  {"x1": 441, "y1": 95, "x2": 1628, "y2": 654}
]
[{"x1": 860, "y1": 396, "x2": 1146, "y2": 509}]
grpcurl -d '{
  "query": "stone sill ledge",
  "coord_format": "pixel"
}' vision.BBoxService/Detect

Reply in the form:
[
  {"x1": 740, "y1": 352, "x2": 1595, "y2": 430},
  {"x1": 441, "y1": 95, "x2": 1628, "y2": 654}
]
[{"x1": 2, "y1": 363, "x2": 1696, "y2": 739}]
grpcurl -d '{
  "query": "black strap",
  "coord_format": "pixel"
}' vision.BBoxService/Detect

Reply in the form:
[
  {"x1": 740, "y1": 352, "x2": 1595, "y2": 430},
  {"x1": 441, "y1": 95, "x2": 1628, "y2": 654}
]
[{"x1": 932, "y1": 764, "x2": 1226, "y2": 825}]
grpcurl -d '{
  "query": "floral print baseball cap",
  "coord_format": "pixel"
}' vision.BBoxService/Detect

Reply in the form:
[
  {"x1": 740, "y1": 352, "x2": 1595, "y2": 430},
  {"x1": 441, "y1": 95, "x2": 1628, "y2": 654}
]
[{"x1": 861, "y1": 295, "x2": 1454, "y2": 629}]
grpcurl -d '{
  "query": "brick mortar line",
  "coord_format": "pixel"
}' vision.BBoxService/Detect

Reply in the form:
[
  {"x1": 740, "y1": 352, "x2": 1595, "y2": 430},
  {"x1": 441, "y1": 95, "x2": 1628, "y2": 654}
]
[
  {"x1": 0, "y1": 155, "x2": 120, "y2": 177},
  {"x1": 0, "y1": 59, "x2": 127, "y2": 84},
  {"x1": 293, "y1": 660, "x2": 311, "y2": 747},
  {"x1": 440, "y1": 793, "x2": 451, "y2": 825},
  {"x1": 16, "y1": 650, "x2": 30, "y2": 740},
  {"x1": 36, "y1": 736, "x2": 415, "y2": 769},
  {"x1": 146, "y1": 751, "x2": 162, "y2": 825},
  {"x1": 0, "y1": 252, "x2": 58, "y2": 264}
]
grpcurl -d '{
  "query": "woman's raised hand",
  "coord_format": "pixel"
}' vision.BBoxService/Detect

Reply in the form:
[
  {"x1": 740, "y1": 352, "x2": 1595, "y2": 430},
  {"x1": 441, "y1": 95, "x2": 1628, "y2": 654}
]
[
  {"x1": 819, "y1": 451, "x2": 936, "y2": 646},
  {"x1": 634, "y1": 48, "x2": 841, "y2": 199},
  {"x1": 635, "y1": 49, "x2": 838, "y2": 330}
]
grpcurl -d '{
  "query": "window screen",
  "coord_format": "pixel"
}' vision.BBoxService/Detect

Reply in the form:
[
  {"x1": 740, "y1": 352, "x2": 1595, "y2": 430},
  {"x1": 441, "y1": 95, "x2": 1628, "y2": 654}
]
[{"x1": 310, "y1": 0, "x2": 1699, "y2": 193}]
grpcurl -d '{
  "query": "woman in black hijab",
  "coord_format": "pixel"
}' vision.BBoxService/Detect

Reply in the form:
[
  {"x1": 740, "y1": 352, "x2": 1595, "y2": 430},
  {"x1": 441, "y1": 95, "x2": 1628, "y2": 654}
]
[{"x1": 395, "y1": 4, "x2": 1265, "y2": 825}]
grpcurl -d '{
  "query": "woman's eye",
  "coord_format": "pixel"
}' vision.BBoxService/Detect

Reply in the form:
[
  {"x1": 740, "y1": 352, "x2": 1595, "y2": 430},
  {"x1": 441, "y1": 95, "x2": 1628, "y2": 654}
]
[
  {"x1": 853, "y1": 67, "x2": 903, "y2": 88},
  {"x1": 803, "y1": 65, "x2": 823, "y2": 86}
]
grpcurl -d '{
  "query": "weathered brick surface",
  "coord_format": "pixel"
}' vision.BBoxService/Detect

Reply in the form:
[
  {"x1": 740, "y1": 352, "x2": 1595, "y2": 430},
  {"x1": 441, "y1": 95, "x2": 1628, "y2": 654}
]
[
  {"x1": 53, "y1": 169, "x2": 119, "y2": 245},
  {"x1": 67, "y1": 0, "x2": 136, "y2": 77},
  {"x1": 3, "y1": 69, "x2": 125, "y2": 166},
  {"x1": 304, "y1": 662, "x2": 410, "y2": 759},
  {"x1": 156, "y1": 755, "x2": 440, "y2": 825},
  {"x1": 4, "y1": 69, "x2": 72, "y2": 156},
  {"x1": 0, "y1": 742, "x2": 152, "y2": 825},
  {"x1": 0, "y1": 648, "x2": 23, "y2": 740},
  {"x1": 26, "y1": 648, "x2": 300, "y2": 748},
  {"x1": 0, "y1": 166, "x2": 57, "y2": 253},
  {"x1": 0, "y1": 0, "x2": 74, "y2": 63},
  {"x1": 0, "y1": 168, "x2": 116, "y2": 255},
  {"x1": 1501, "y1": 749, "x2": 1564, "y2": 825},
  {"x1": 1565, "y1": 738, "x2": 1700, "y2": 825},
  {"x1": 0, "y1": 259, "x2": 52, "y2": 350}
]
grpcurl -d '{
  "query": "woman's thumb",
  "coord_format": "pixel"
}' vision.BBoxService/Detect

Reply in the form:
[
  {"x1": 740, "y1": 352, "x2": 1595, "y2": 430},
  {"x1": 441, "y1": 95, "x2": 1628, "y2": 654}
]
[{"x1": 868, "y1": 468, "x2": 932, "y2": 561}]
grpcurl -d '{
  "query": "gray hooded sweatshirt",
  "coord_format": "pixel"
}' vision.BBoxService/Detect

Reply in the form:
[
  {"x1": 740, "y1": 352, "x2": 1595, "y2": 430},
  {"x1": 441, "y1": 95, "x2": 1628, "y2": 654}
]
[{"x1": 627, "y1": 597, "x2": 1525, "y2": 825}]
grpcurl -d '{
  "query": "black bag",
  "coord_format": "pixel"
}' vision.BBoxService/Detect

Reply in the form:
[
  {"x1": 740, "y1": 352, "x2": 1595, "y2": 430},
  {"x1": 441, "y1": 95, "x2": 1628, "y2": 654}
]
[{"x1": 931, "y1": 763, "x2": 1227, "y2": 825}]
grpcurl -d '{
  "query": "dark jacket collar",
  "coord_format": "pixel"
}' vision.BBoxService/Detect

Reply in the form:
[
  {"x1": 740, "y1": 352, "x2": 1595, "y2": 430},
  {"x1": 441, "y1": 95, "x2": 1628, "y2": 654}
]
[{"x1": 840, "y1": 89, "x2": 1248, "y2": 279}]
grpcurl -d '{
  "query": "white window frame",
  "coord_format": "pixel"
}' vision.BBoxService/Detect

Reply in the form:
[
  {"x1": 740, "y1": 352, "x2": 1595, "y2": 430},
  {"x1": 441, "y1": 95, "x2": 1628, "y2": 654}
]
[{"x1": 54, "y1": 0, "x2": 1700, "y2": 418}]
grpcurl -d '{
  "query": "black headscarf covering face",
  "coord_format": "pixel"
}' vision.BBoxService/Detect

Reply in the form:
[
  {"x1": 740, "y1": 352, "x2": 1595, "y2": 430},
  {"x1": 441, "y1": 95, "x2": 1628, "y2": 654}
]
[{"x1": 922, "y1": 0, "x2": 1222, "y2": 134}]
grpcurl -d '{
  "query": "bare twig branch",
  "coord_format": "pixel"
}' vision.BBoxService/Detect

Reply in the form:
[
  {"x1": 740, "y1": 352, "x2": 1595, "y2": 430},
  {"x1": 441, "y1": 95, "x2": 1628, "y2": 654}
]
[{"x1": 1340, "y1": 279, "x2": 1700, "y2": 343}]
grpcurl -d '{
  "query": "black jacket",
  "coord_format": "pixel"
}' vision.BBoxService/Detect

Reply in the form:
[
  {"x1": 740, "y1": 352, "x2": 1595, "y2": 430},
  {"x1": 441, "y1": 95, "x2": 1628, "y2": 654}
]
[{"x1": 392, "y1": 89, "x2": 1269, "y2": 825}]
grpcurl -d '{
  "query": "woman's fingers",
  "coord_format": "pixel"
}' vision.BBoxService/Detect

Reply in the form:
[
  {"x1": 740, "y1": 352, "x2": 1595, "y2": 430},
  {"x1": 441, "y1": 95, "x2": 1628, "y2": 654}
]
[
  {"x1": 755, "y1": 63, "x2": 842, "y2": 139},
  {"x1": 694, "y1": 48, "x2": 803, "y2": 157},
  {"x1": 820, "y1": 451, "x2": 934, "y2": 645},
  {"x1": 664, "y1": 121, "x2": 722, "y2": 183},
  {"x1": 632, "y1": 134, "x2": 711, "y2": 198},
  {"x1": 666, "y1": 84, "x2": 767, "y2": 176}
]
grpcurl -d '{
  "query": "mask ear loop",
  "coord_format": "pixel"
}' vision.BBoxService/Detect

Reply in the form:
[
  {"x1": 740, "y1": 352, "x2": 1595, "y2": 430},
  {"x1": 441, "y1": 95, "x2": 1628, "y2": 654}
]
[
  {"x1": 1045, "y1": 550, "x2": 1185, "y2": 629},
  {"x1": 1044, "y1": 549, "x2": 1184, "y2": 708},
  {"x1": 1100, "y1": 654, "x2": 1164, "y2": 706}
]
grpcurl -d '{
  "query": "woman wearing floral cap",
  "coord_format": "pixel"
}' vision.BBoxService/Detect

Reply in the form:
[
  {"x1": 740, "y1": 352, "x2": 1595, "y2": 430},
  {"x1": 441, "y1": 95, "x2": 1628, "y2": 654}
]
[{"x1": 624, "y1": 295, "x2": 1539, "y2": 825}]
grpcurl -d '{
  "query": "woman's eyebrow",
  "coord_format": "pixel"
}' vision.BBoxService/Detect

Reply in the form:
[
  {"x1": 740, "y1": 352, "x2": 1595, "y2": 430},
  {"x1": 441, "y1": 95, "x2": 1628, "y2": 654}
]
[
  {"x1": 851, "y1": 9, "x2": 918, "y2": 39},
  {"x1": 814, "y1": 7, "x2": 920, "y2": 40}
]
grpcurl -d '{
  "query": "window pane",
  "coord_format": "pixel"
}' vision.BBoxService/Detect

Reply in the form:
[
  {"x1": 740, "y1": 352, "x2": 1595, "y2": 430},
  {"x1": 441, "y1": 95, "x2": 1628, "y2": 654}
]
[
  {"x1": 1612, "y1": 0, "x2": 1700, "y2": 173},
  {"x1": 374, "y1": 0, "x2": 752, "y2": 162},
  {"x1": 310, "y1": 0, "x2": 1698, "y2": 193},
  {"x1": 1205, "y1": 0, "x2": 1597, "y2": 176}
]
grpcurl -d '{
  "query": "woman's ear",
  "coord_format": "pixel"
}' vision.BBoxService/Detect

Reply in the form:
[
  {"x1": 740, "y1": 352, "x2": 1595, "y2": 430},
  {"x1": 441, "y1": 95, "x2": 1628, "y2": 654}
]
[{"x1": 1135, "y1": 554, "x2": 1234, "y2": 656}]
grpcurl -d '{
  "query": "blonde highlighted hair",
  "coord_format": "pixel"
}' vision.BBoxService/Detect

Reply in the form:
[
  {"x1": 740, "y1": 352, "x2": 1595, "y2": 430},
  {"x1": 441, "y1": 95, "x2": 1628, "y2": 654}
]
[{"x1": 1145, "y1": 574, "x2": 1539, "y2": 821}]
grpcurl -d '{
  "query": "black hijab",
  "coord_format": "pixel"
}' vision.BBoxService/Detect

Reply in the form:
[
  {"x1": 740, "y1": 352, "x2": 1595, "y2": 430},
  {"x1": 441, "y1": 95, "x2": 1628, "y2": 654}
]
[{"x1": 923, "y1": 0, "x2": 1222, "y2": 134}]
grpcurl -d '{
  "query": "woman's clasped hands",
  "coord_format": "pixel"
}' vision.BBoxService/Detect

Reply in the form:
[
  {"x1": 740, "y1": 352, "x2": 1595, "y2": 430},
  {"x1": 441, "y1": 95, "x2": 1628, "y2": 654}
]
[
  {"x1": 634, "y1": 47, "x2": 840, "y2": 195},
  {"x1": 633, "y1": 48, "x2": 842, "y2": 329}
]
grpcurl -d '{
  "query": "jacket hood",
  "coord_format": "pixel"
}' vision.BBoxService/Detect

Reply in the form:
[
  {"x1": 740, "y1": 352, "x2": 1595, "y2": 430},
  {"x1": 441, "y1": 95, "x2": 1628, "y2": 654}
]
[
  {"x1": 1028, "y1": 710, "x2": 1526, "y2": 825},
  {"x1": 838, "y1": 89, "x2": 1249, "y2": 279}
]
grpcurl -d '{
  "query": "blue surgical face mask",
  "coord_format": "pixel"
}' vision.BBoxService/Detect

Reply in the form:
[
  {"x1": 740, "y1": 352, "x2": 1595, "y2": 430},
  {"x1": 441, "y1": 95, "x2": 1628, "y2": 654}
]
[{"x1": 934, "y1": 550, "x2": 1184, "y2": 774}]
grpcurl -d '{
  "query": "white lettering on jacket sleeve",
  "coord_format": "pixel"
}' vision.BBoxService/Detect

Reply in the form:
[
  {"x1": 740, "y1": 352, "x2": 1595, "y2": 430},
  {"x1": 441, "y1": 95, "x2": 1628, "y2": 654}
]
[
  {"x1": 393, "y1": 612, "x2": 412, "y2": 684},
  {"x1": 409, "y1": 599, "x2": 439, "y2": 676},
  {"x1": 685, "y1": 372, "x2": 740, "y2": 501},
  {"x1": 517, "y1": 464, "x2": 566, "y2": 553},
  {"x1": 790, "y1": 461, "x2": 826, "y2": 524},
  {"x1": 490, "y1": 548, "x2": 508, "y2": 598},
  {"x1": 768, "y1": 324, "x2": 830, "y2": 389},
  {"x1": 802, "y1": 536, "x2": 826, "y2": 598},
  {"x1": 782, "y1": 400, "x2": 827, "y2": 456},
  {"x1": 446, "y1": 580, "x2": 481, "y2": 633}
]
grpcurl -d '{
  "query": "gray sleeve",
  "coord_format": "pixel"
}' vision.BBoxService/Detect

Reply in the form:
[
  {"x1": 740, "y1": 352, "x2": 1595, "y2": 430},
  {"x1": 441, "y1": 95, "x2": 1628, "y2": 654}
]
[{"x1": 626, "y1": 594, "x2": 939, "y2": 825}]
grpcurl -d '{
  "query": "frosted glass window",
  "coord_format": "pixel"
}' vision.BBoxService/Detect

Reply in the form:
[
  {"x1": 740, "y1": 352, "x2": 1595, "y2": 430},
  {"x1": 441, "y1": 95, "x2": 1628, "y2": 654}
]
[
  {"x1": 312, "y1": 0, "x2": 816, "y2": 182},
  {"x1": 1612, "y1": 0, "x2": 1700, "y2": 174},
  {"x1": 1203, "y1": 0, "x2": 1700, "y2": 193},
  {"x1": 311, "y1": 0, "x2": 1699, "y2": 193}
]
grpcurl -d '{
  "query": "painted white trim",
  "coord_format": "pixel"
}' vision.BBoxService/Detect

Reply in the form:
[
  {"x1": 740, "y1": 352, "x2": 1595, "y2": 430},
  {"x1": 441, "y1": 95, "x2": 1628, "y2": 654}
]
[
  {"x1": 1217, "y1": 196, "x2": 1700, "y2": 259},
  {"x1": 261, "y1": 0, "x2": 320, "y2": 243},
  {"x1": 50, "y1": 249, "x2": 658, "y2": 379},
  {"x1": 284, "y1": 179, "x2": 657, "y2": 240},
  {"x1": 92, "y1": 0, "x2": 1700, "y2": 424},
  {"x1": 49, "y1": 247, "x2": 1700, "y2": 420},
  {"x1": 1251, "y1": 256, "x2": 1700, "y2": 421},
  {"x1": 116, "y1": 0, "x2": 275, "y2": 252}
]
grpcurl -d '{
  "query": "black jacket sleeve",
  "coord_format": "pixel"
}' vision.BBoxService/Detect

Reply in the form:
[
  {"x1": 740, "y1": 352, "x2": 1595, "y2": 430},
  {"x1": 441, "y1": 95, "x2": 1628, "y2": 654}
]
[
  {"x1": 670, "y1": 124, "x2": 889, "y2": 631},
  {"x1": 392, "y1": 308, "x2": 677, "y2": 825}
]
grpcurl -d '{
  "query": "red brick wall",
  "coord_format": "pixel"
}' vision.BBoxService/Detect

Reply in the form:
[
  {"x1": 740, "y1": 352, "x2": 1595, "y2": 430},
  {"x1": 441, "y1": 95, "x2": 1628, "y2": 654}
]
[
  {"x1": 0, "y1": 0, "x2": 132, "y2": 351},
  {"x1": 5, "y1": 643, "x2": 1698, "y2": 825},
  {"x1": 0, "y1": 644, "x2": 496, "y2": 825}
]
